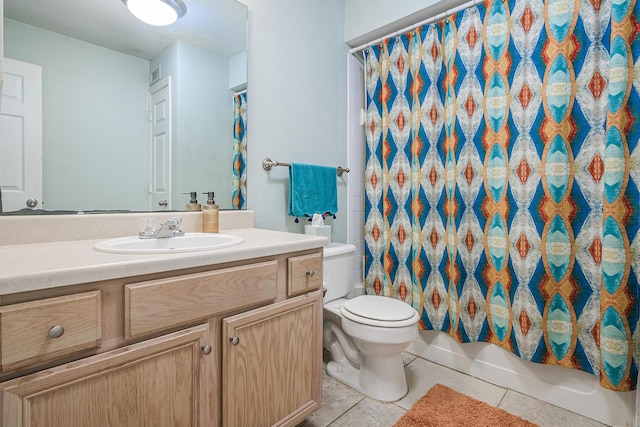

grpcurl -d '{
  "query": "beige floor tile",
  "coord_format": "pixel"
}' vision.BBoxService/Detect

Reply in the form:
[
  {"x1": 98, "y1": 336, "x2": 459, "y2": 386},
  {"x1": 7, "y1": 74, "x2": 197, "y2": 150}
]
[
  {"x1": 309, "y1": 350, "x2": 608, "y2": 427},
  {"x1": 395, "y1": 357, "x2": 507, "y2": 410},
  {"x1": 303, "y1": 372, "x2": 364, "y2": 427},
  {"x1": 328, "y1": 397, "x2": 406, "y2": 427},
  {"x1": 498, "y1": 390, "x2": 610, "y2": 427},
  {"x1": 401, "y1": 352, "x2": 416, "y2": 366}
]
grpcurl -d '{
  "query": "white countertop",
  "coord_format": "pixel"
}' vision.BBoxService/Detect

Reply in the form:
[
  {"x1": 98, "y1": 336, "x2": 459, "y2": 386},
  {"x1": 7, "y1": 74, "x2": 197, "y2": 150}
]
[{"x1": 0, "y1": 228, "x2": 327, "y2": 295}]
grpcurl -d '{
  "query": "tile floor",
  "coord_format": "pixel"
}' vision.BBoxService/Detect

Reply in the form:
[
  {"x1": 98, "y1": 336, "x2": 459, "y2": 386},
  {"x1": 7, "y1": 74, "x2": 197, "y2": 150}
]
[{"x1": 300, "y1": 352, "x2": 609, "y2": 427}]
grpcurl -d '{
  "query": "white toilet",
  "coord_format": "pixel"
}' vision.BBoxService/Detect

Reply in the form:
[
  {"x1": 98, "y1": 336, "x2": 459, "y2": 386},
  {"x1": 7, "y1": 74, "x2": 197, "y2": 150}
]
[{"x1": 322, "y1": 243, "x2": 420, "y2": 402}]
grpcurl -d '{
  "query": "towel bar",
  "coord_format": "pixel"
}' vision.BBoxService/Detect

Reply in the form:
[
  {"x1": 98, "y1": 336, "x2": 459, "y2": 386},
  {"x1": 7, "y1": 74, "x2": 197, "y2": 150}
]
[{"x1": 262, "y1": 158, "x2": 350, "y2": 177}]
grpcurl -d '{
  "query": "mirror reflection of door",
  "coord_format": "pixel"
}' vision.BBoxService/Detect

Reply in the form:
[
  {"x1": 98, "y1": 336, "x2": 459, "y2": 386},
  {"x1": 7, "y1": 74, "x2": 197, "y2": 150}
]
[
  {"x1": 149, "y1": 77, "x2": 171, "y2": 211},
  {"x1": 0, "y1": 58, "x2": 42, "y2": 212}
]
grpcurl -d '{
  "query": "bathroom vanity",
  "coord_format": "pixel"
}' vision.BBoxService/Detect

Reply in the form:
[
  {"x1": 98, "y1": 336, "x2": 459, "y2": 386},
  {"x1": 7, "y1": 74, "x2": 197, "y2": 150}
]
[{"x1": 0, "y1": 222, "x2": 325, "y2": 427}]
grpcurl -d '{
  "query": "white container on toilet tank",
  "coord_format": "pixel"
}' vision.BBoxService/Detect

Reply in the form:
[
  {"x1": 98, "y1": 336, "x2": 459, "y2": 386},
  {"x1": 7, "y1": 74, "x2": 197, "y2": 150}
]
[
  {"x1": 305, "y1": 225, "x2": 331, "y2": 244},
  {"x1": 322, "y1": 243, "x2": 419, "y2": 402},
  {"x1": 305, "y1": 213, "x2": 331, "y2": 244}
]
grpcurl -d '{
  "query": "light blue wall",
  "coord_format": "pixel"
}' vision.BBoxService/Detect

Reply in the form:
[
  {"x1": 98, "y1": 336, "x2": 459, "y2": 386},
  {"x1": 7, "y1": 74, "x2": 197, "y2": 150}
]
[
  {"x1": 245, "y1": 0, "x2": 349, "y2": 241},
  {"x1": 151, "y1": 41, "x2": 233, "y2": 209},
  {"x1": 3, "y1": 18, "x2": 150, "y2": 211},
  {"x1": 175, "y1": 42, "x2": 233, "y2": 209},
  {"x1": 229, "y1": 51, "x2": 247, "y2": 90}
]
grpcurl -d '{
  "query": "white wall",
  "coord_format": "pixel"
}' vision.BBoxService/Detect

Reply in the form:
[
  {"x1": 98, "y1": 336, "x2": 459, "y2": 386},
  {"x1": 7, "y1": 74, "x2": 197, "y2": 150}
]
[
  {"x1": 244, "y1": 0, "x2": 349, "y2": 242},
  {"x1": 347, "y1": 54, "x2": 365, "y2": 291},
  {"x1": 344, "y1": 0, "x2": 469, "y2": 46}
]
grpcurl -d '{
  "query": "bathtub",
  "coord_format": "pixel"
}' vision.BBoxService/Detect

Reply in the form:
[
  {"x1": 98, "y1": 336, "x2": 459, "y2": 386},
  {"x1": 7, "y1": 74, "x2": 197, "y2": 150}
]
[{"x1": 408, "y1": 331, "x2": 638, "y2": 426}]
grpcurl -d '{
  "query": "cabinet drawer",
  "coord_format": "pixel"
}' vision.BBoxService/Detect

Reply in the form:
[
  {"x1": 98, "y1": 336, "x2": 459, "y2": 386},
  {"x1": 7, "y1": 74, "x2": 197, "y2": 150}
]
[
  {"x1": 125, "y1": 260, "x2": 278, "y2": 339},
  {"x1": 0, "y1": 290, "x2": 102, "y2": 372},
  {"x1": 288, "y1": 252, "x2": 323, "y2": 296}
]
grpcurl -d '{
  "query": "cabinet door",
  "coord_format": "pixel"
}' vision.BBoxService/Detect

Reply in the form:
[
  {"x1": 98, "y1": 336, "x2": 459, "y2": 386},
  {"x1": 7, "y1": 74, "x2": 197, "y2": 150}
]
[
  {"x1": 222, "y1": 291, "x2": 322, "y2": 427},
  {"x1": 2, "y1": 324, "x2": 211, "y2": 427}
]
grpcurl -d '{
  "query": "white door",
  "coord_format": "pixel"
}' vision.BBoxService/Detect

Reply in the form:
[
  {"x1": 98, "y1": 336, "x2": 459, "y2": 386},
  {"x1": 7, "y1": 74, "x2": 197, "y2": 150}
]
[
  {"x1": 0, "y1": 58, "x2": 42, "y2": 212},
  {"x1": 148, "y1": 77, "x2": 172, "y2": 211}
]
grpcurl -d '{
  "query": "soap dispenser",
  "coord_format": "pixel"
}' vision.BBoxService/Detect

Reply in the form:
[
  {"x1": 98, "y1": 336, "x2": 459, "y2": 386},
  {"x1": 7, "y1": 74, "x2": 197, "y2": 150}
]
[
  {"x1": 183, "y1": 192, "x2": 202, "y2": 211},
  {"x1": 201, "y1": 192, "x2": 219, "y2": 233}
]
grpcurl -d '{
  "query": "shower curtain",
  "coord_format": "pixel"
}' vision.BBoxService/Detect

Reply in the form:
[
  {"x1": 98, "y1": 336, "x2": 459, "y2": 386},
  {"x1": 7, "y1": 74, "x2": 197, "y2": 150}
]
[
  {"x1": 363, "y1": 0, "x2": 639, "y2": 391},
  {"x1": 232, "y1": 91, "x2": 247, "y2": 210}
]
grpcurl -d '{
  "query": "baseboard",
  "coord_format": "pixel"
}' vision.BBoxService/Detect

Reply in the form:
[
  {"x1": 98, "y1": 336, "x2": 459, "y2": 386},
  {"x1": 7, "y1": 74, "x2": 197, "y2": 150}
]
[{"x1": 407, "y1": 331, "x2": 637, "y2": 427}]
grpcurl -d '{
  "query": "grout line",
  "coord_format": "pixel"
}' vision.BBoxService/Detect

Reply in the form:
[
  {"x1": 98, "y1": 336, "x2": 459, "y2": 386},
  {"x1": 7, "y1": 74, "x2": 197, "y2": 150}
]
[
  {"x1": 326, "y1": 395, "x2": 366, "y2": 427},
  {"x1": 405, "y1": 351, "x2": 509, "y2": 407},
  {"x1": 496, "y1": 388, "x2": 509, "y2": 408}
]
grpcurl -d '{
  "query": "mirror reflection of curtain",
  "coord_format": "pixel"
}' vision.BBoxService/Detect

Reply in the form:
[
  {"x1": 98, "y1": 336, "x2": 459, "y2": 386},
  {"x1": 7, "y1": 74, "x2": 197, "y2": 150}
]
[
  {"x1": 232, "y1": 91, "x2": 247, "y2": 209},
  {"x1": 363, "y1": 0, "x2": 639, "y2": 392}
]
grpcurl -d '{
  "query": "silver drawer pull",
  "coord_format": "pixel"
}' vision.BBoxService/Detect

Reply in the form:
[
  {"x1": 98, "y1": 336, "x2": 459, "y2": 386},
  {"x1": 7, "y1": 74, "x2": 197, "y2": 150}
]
[
  {"x1": 48, "y1": 325, "x2": 65, "y2": 339},
  {"x1": 306, "y1": 270, "x2": 315, "y2": 277},
  {"x1": 230, "y1": 336, "x2": 240, "y2": 346},
  {"x1": 201, "y1": 345, "x2": 212, "y2": 355}
]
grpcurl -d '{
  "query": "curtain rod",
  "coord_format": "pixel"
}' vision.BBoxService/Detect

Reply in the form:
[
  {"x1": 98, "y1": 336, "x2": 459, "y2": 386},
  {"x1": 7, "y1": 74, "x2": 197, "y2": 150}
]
[{"x1": 348, "y1": 0, "x2": 481, "y2": 55}]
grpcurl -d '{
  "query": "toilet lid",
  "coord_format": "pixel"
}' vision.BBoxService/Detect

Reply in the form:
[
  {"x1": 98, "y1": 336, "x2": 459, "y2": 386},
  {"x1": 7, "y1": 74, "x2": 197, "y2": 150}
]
[{"x1": 340, "y1": 295, "x2": 419, "y2": 327}]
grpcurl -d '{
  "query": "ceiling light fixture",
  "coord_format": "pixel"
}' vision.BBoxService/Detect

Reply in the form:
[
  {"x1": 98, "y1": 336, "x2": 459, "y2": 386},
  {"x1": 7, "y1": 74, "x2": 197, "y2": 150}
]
[{"x1": 122, "y1": 0, "x2": 187, "y2": 26}]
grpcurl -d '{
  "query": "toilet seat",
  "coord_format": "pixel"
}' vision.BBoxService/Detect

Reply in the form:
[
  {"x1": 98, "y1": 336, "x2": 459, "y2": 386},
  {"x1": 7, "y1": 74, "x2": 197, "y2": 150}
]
[{"x1": 340, "y1": 295, "x2": 419, "y2": 328}]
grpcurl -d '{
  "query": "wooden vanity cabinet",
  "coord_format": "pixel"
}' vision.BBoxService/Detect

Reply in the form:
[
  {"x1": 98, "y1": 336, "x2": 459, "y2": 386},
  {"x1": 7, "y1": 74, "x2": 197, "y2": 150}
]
[
  {"x1": 222, "y1": 290, "x2": 322, "y2": 427},
  {"x1": 0, "y1": 248, "x2": 324, "y2": 427}
]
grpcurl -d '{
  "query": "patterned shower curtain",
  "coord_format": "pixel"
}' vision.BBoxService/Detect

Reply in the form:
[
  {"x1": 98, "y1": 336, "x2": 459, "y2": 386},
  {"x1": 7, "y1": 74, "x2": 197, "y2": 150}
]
[
  {"x1": 232, "y1": 91, "x2": 247, "y2": 210},
  {"x1": 364, "y1": 0, "x2": 639, "y2": 391}
]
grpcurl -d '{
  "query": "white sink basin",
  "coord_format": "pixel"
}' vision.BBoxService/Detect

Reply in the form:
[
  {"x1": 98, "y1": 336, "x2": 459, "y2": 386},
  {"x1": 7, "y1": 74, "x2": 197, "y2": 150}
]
[{"x1": 93, "y1": 233, "x2": 244, "y2": 254}]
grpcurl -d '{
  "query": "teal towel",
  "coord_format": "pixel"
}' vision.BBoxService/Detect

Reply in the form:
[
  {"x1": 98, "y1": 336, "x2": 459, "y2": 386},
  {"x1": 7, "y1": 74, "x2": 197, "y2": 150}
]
[{"x1": 288, "y1": 163, "x2": 338, "y2": 217}]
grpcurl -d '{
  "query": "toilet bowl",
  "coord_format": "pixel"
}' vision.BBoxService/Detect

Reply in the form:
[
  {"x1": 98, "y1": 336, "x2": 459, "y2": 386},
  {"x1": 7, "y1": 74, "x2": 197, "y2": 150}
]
[{"x1": 322, "y1": 243, "x2": 420, "y2": 402}]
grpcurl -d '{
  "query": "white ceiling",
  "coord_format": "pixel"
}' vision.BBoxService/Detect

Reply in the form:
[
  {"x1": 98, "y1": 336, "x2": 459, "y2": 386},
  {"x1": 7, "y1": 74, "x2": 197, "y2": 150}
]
[{"x1": 4, "y1": 0, "x2": 247, "y2": 60}]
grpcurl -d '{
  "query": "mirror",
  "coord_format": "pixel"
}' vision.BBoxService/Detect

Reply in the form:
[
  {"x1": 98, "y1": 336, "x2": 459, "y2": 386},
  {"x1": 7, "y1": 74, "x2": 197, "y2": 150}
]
[{"x1": 1, "y1": 0, "x2": 247, "y2": 214}]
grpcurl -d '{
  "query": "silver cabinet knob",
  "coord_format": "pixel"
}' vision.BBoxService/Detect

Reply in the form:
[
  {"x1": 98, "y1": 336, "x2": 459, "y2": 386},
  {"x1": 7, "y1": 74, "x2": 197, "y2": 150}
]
[
  {"x1": 201, "y1": 345, "x2": 212, "y2": 355},
  {"x1": 158, "y1": 200, "x2": 168, "y2": 207},
  {"x1": 230, "y1": 336, "x2": 240, "y2": 346},
  {"x1": 26, "y1": 198, "x2": 39, "y2": 208},
  {"x1": 48, "y1": 325, "x2": 65, "y2": 339},
  {"x1": 307, "y1": 270, "x2": 315, "y2": 277}
]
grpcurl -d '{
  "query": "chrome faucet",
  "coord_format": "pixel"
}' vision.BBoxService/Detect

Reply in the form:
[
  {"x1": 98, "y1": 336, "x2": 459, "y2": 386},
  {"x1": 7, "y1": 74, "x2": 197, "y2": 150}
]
[{"x1": 139, "y1": 217, "x2": 185, "y2": 239}]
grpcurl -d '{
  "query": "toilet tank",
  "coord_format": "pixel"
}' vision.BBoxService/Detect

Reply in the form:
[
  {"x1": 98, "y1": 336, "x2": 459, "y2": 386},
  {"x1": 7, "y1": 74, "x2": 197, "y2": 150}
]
[{"x1": 323, "y1": 243, "x2": 356, "y2": 303}]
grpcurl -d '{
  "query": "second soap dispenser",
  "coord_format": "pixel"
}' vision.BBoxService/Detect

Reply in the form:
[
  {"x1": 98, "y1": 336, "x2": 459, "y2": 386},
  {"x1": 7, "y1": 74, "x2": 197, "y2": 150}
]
[
  {"x1": 202, "y1": 192, "x2": 219, "y2": 233},
  {"x1": 184, "y1": 192, "x2": 202, "y2": 211}
]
